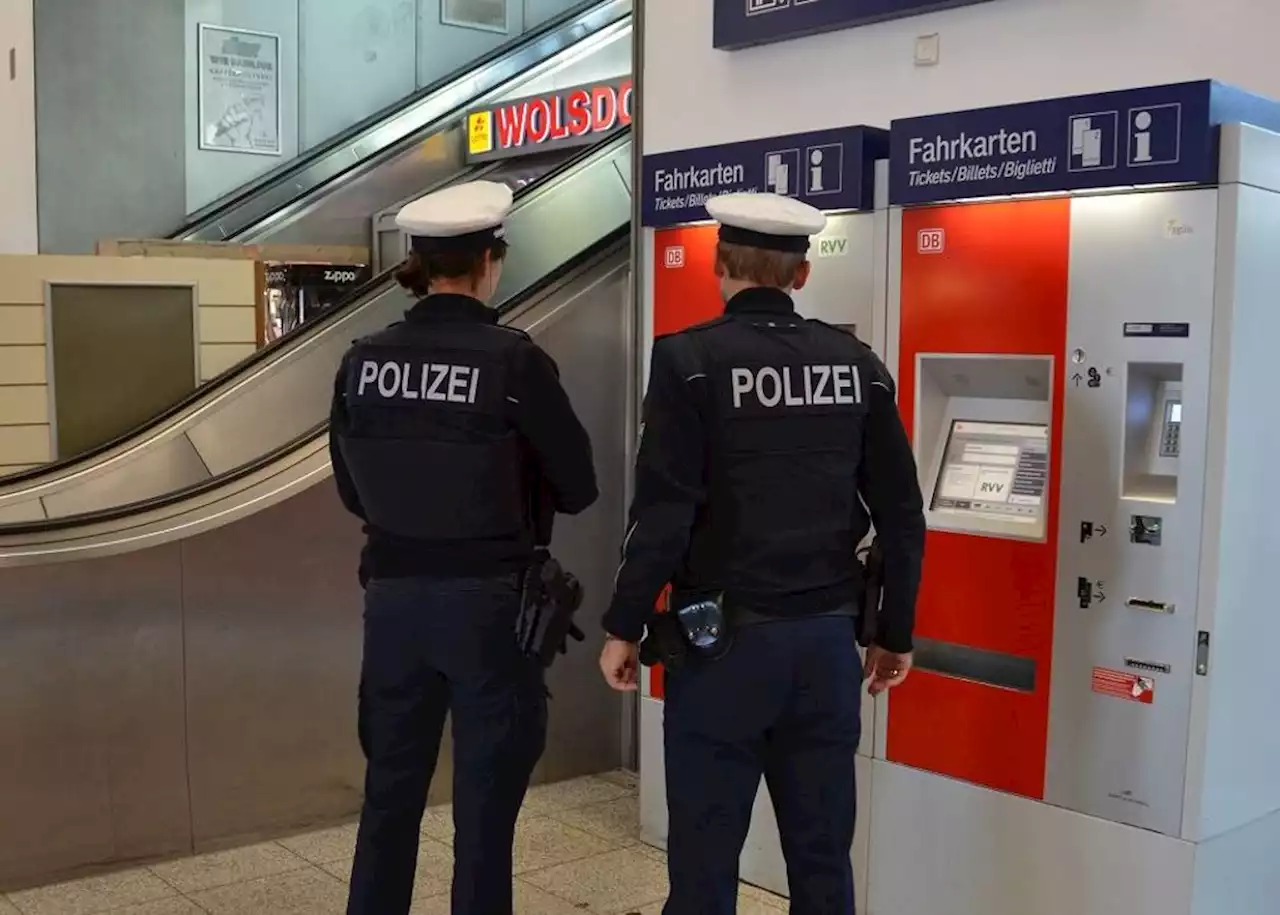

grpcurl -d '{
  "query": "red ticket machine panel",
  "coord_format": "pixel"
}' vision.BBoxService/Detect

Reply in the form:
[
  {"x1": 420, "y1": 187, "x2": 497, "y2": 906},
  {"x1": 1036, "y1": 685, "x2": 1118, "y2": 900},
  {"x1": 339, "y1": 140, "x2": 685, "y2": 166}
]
[
  {"x1": 646, "y1": 225, "x2": 720, "y2": 698},
  {"x1": 887, "y1": 200, "x2": 1070, "y2": 799}
]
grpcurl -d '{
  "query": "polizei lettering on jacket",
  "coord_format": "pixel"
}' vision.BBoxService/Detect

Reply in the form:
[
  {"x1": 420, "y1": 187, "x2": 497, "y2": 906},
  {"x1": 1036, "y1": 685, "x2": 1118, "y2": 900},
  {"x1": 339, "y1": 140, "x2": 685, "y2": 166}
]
[
  {"x1": 356, "y1": 360, "x2": 480, "y2": 404},
  {"x1": 730, "y1": 365, "x2": 863, "y2": 409}
]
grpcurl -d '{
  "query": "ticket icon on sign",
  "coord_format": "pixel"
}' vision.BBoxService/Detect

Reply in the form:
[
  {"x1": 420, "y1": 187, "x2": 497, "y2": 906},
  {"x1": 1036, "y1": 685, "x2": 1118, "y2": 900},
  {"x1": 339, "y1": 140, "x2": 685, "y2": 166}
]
[{"x1": 467, "y1": 111, "x2": 494, "y2": 155}]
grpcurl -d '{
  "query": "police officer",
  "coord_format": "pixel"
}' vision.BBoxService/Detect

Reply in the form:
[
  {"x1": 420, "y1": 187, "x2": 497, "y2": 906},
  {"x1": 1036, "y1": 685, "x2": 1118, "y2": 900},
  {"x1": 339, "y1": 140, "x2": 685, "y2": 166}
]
[
  {"x1": 598, "y1": 193, "x2": 926, "y2": 914},
  {"x1": 331, "y1": 180, "x2": 599, "y2": 915}
]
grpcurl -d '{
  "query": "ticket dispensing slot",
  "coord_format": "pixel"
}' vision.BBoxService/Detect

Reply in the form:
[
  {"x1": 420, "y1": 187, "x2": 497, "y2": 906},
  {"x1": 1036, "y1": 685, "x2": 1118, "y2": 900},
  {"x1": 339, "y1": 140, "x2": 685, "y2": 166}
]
[
  {"x1": 917, "y1": 355, "x2": 1054, "y2": 543},
  {"x1": 1123, "y1": 364, "x2": 1182, "y2": 502}
]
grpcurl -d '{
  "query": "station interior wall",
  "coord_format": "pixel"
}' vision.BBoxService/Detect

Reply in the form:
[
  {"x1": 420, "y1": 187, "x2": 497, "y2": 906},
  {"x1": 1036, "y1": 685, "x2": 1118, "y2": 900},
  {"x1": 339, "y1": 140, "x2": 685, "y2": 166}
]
[
  {"x1": 27, "y1": 0, "x2": 588, "y2": 257},
  {"x1": 0, "y1": 255, "x2": 259, "y2": 476},
  {"x1": 639, "y1": 0, "x2": 1280, "y2": 157}
]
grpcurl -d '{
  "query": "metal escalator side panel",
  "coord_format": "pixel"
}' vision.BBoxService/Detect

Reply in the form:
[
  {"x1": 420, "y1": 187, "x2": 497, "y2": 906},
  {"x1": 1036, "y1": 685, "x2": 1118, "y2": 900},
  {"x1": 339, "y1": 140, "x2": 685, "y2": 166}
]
[{"x1": 0, "y1": 245, "x2": 632, "y2": 565}]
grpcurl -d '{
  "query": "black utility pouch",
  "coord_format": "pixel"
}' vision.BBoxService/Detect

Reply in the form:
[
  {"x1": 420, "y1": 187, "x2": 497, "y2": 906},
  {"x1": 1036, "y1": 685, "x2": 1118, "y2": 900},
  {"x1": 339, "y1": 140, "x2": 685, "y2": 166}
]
[
  {"x1": 674, "y1": 593, "x2": 732, "y2": 661},
  {"x1": 639, "y1": 614, "x2": 689, "y2": 671}
]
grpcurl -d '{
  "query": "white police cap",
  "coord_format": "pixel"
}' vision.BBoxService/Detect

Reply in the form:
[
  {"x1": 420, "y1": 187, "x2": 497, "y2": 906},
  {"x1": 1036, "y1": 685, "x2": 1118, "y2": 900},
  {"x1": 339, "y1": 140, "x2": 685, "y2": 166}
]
[
  {"x1": 706, "y1": 192, "x2": 826, "y2": 254},
  {"x1": 395, "y1": 180, "x2": 514, "y2": 251}
]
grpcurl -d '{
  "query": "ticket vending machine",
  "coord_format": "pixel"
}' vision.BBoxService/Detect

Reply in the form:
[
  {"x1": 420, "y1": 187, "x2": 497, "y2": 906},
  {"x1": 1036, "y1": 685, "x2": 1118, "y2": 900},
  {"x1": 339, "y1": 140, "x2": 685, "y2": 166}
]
[
  {"x1": 636, "y1": 125, "x2": 888, "y2": 907},
  {"x1": 870, "y1": 81, "x2": 1280, "y2": 915}
]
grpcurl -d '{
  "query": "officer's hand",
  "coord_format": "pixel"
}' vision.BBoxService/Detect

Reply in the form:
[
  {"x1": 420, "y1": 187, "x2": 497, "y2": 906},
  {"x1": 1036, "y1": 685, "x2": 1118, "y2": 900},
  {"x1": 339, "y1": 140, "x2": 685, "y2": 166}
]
[
  {"x1": 599, "y1": 636, "x2": 640, "y2": 692},
  {"x1": 864, "y1": 645, "x2": 913, "y2": 696}
]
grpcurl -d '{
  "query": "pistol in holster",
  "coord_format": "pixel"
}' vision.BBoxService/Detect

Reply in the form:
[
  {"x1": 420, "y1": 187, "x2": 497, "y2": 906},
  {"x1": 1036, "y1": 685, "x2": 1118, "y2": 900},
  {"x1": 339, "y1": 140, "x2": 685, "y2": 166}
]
[
  {"x1": 515, "y1": 548, "x2": 586, "y2": 669},
  {"x1": 857, "y1": 536, "x2": 885, "y2": 649}
]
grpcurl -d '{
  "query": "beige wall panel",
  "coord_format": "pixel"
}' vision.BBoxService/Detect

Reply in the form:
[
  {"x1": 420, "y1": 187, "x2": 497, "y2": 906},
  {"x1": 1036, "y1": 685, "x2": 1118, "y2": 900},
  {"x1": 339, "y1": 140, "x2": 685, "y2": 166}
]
[
  {"x1": 0, "y1": 256, "x2": 256, "y2": 307},
  {"x1": 198, "y1": 306, "x2": 257, "y2": 345},
  {"x1": 0, "y1": 346, "x2": 47, "y2": 384},
  {"x1": 0, "y1": 306, "x2": 46, "y2": 344},
  {"x1": 0, "y1": 424, "x2": 53, "y2": 464},
  {"x1": 0, "y1": 385, "x2": 50, "y2": 425}
]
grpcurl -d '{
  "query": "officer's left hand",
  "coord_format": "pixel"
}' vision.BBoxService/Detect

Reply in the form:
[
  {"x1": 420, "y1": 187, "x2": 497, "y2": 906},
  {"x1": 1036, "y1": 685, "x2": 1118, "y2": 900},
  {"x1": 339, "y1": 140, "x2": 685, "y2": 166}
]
[{"x1": 599, "y1": 636, "x2": 639, "y2": 691}]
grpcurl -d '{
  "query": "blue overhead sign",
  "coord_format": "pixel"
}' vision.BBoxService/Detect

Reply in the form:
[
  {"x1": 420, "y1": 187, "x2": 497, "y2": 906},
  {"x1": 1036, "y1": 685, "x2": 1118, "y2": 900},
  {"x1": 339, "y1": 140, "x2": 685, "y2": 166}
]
[
  {"x1": 713, "y1": 0, "x2": 995, "y2": 51},
  {"x1": 641, "y1": 126, "x2": 888, "y2": 228},
  {"x1": 889, "y1": 80, "x2": 1280, "y2": 205}
]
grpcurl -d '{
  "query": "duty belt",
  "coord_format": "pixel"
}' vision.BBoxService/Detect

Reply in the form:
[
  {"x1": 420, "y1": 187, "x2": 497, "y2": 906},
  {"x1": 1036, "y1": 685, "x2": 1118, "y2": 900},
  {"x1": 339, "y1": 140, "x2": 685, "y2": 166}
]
[{"x1": 731, "y1": 602, "x2": 858, "y2": 627}]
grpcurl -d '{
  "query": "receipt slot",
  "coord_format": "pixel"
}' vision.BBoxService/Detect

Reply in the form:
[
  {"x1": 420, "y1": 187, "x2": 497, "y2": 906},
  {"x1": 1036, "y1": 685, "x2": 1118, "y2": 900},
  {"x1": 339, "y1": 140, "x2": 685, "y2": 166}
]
[
  {"x1": 637, "y1": 125, "x2": 889, "y2": 907},
  {"x1": 869, "y1": 81, "x2": 1280, "y2": 915}
]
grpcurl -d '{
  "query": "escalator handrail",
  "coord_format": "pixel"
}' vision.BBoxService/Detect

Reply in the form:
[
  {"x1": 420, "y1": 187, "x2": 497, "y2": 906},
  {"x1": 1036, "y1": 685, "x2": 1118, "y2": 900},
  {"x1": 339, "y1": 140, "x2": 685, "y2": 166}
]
[
  {"x1": 1, "y1": 224, "x2": 631, "y2": 537},
  {"x1": 0, "y1": 130, "x2": 629, "y2": 490},
  {"x1": 175, "y1": 0, "x2": 630, "y2": 239}
]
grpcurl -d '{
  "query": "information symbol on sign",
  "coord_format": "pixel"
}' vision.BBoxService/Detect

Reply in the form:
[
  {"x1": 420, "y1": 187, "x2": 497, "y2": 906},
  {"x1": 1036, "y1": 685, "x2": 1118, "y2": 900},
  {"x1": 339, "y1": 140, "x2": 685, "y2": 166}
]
[
  {"x1": 1066, "y1": 110, "x2": 1118, "y2": 172},
  {"x1": 663, "y1": 246, "x2": 685, "y2": 268},
  {"x1": 764, "y1": 149, "x2": 800, "y2": 197},
  {"x1": 917, "y1": 228, "x2": 945, "y2": 254},
  {"x1": 1127, "y1": 103, "x2": 1182, "y2": 167},
  {"x1": 803, "y1": 143, "x2": 844, "y2": 196}
]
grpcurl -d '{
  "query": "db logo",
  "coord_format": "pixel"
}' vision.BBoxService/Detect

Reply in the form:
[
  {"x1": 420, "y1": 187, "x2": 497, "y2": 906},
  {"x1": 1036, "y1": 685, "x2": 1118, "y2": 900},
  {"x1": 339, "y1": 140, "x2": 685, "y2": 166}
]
[
  {"x1": 917, "y1": 229, "x2": 945, "y2": 254},
  {"x1": 664, "y1": 246, "x2": 685, "y2": 268}
]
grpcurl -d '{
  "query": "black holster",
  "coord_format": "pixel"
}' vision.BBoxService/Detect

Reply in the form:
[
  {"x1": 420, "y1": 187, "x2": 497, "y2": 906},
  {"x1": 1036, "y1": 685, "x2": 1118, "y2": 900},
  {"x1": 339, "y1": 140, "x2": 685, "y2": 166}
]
[
  {"x1": 857, "y1": 536, "x2": 885, "y2": 649},
  {"x1": 515, "y1": 548, "x2": 585, "y2": 669}
]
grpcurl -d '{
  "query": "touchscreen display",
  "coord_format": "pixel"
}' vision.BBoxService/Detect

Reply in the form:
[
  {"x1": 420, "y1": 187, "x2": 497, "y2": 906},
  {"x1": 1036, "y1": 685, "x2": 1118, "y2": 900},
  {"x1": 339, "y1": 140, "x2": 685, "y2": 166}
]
[{"x1": 930, "y1": 420, "x2": 1049, "y2": 524}]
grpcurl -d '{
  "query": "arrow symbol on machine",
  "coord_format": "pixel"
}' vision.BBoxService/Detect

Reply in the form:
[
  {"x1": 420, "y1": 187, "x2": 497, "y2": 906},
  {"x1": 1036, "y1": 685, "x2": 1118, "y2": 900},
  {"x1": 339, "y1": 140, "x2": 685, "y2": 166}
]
[
  {"x1": 1071, "y1": 372, "x2": 1083, "y2": 387},
  {"x1": 1094, "y1": 580, "x2": 1107, "y2": 603},
  {"x1": 1097, "y1": 524, "x2": 1108, "y2": 537}
]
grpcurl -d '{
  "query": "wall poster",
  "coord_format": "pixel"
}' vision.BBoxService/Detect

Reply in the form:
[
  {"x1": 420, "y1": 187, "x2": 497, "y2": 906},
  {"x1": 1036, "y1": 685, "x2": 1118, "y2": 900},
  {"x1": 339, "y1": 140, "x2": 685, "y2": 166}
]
[
  {"x1": 441, "y1": 0, "x2": 510, "y2": 34},
  {"x1": 197, "y1": 23, "x2": 283, "y2": 156}
]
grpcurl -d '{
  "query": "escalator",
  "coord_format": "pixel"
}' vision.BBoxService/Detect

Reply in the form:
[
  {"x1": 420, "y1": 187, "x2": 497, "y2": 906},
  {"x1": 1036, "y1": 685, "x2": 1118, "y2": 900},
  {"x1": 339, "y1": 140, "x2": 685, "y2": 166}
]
[
  {"x1": 0, "y1": 130, "x2": 632, "y2": 536},
  {"x1": 0, "y1": 142, "x2": 635, "y2": 885},
  {"x1": 174, "y1": 0, "x2": 631, "y2": 252}
]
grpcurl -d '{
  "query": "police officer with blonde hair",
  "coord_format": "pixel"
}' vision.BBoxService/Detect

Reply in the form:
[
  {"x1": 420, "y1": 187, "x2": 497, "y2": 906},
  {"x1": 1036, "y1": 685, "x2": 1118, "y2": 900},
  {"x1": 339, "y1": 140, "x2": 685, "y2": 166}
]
[
  {"x1": 599, "y1": 192, "x2": 925, "y2": 914},
  {"x1": 331, "y1": 180, "x2": 598, "y2": 915}
]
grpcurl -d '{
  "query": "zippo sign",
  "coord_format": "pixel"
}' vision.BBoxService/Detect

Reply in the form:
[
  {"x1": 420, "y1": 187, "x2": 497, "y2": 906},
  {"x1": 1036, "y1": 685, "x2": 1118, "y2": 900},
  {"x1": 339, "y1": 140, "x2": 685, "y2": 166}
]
[
  {"x1": 464, "y1": 77, "x2": 633, "y2": 163},
  {"x1": 714, "y1": 0, "x2": 996, "y2": 51}
]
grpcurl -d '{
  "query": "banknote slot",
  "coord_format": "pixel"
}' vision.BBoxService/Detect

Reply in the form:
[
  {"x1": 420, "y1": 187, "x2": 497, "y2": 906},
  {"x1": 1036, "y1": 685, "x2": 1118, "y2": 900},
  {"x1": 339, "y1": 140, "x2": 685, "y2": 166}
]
[{"x1": 913, "y1": 638, "x2": 1036, "y2": 692}]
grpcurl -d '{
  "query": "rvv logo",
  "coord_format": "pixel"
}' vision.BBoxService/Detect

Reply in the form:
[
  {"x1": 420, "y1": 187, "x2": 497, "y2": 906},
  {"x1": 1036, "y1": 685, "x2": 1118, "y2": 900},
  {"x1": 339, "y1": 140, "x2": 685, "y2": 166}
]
[
  {"x1": 664, "y1": 246, "x2": 686, "y2": 268},
  {"x1": 917, "y1": 228, "x2": 945, "y2": 254}
]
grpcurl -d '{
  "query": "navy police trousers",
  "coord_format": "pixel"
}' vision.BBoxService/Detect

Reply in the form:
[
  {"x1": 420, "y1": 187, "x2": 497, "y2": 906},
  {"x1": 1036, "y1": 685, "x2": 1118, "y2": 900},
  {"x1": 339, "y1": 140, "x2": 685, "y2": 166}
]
[
  {"x1": 663, "y1": 615, "x2": 861, "y2": 915},
  {"x1": 346, "y1": 575, "x2": 547, "y2": 915}
]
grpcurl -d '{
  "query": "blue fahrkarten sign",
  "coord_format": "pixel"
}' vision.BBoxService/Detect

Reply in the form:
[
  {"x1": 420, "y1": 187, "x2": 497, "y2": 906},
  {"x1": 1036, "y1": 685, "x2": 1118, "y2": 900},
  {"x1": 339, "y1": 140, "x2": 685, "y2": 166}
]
[
  {"x1": 889, "y1": 80, "x2": 1280, "y2": 206},
  {"x1": 641, "y1": 126, "x2": 888, "y2": 228},
  {"x1": 713, "y1": 0, "x2": 995, "y2": 51}
]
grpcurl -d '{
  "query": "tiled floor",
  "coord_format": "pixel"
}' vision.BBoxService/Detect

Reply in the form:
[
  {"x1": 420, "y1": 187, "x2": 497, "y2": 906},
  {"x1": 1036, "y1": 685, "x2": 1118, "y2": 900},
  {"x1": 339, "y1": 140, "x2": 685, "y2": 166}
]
[{"x1": 3, "y1": 771, "x2": 788, "y2": 914}]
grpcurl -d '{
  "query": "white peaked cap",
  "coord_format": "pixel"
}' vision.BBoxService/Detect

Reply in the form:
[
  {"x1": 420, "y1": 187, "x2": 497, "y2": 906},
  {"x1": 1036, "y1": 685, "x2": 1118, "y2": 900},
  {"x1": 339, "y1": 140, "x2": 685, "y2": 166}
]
[
  {"x1": 395, "y1": 180, "x2": 514, "y2": 240},
  {"x1": 706, "y1": 192, "x2": 826, "y2": 252}
]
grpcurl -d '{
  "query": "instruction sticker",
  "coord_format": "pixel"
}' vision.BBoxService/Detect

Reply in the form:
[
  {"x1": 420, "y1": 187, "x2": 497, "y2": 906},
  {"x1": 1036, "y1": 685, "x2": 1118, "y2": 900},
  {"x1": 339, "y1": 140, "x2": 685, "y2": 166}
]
[
  {"x1": 1092, "y1": 667, "x2": 1154, "y2": 704},
  {"x1": 467, "y1": 110, "x2": 494, "y2": 156}
]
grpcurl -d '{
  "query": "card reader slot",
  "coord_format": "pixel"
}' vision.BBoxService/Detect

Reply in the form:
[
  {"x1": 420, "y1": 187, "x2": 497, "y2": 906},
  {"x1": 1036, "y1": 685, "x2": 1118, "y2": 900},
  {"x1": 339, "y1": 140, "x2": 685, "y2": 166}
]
[
  {"x1": 913, "y1": 638, "x2": 1037, "y2": 692},
  {"x1": 1125, "y1": 598, "x2": 1175, "y2": 614}
]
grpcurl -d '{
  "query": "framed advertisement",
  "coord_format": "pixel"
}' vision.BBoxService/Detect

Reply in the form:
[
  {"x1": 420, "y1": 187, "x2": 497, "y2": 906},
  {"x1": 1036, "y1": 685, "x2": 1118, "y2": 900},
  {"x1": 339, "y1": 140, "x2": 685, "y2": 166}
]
[
  {"x1": 441, "y1": 0, "x2": 510, "y2": 34},
  {"x1": 197, "y1": 23, "x2": 282, "y2": 156}
]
